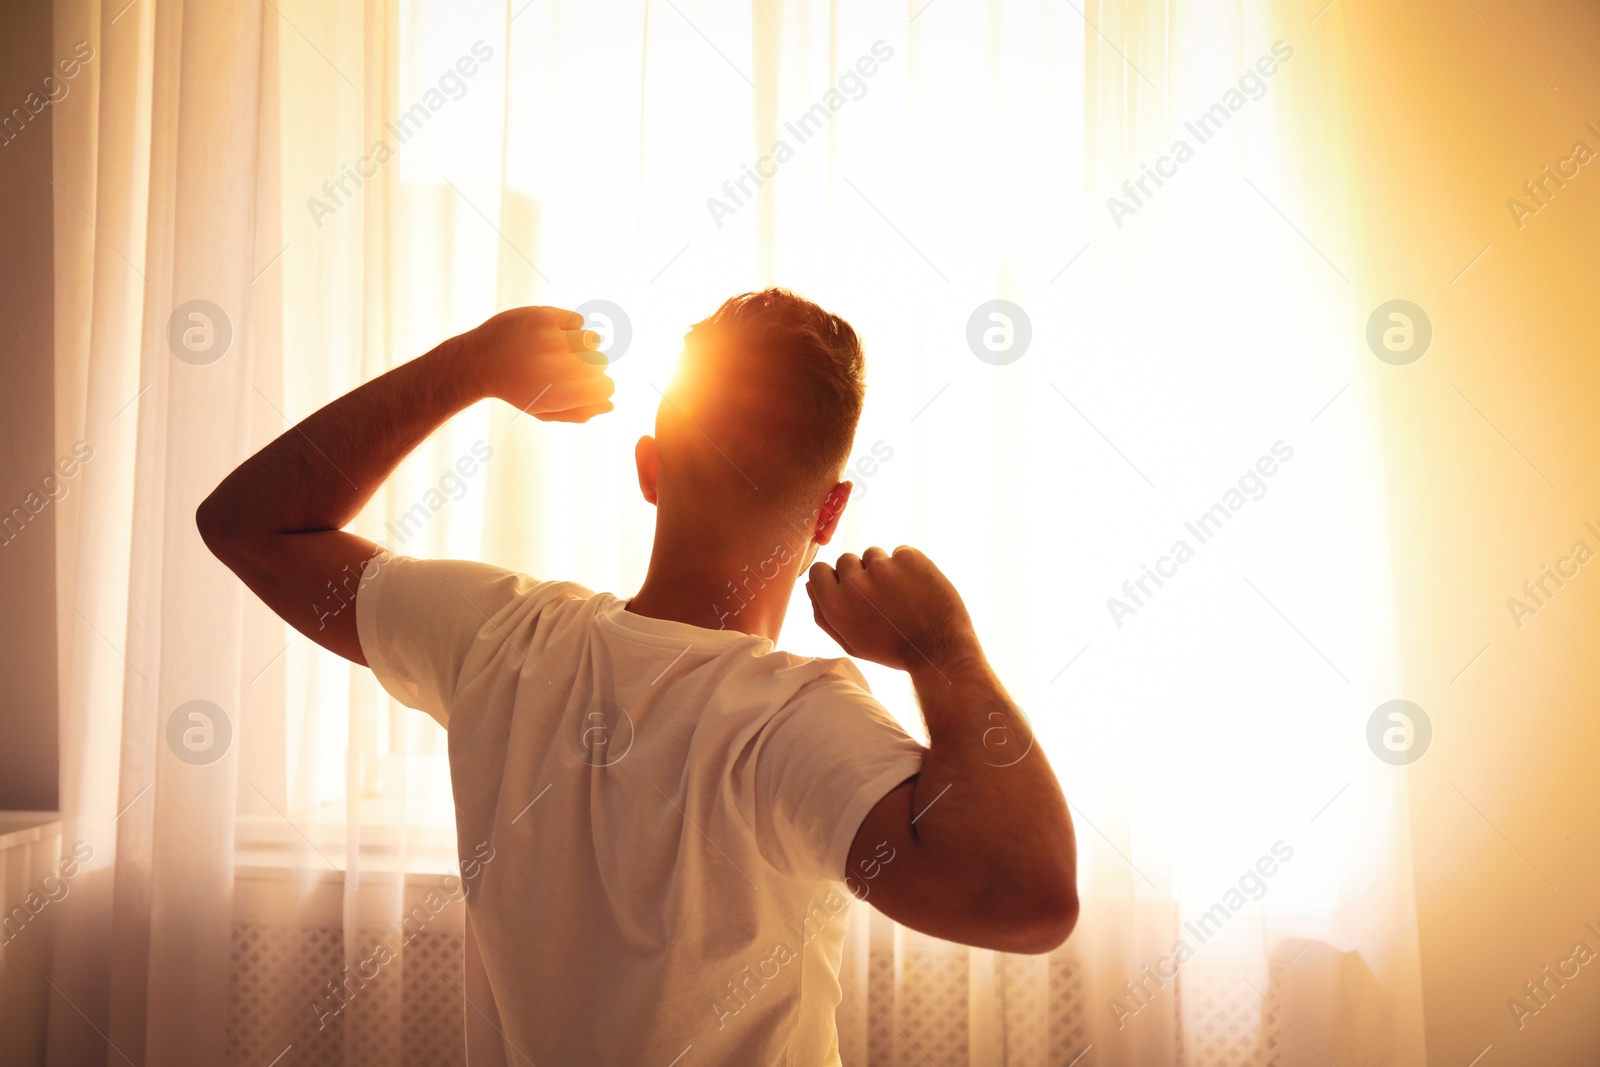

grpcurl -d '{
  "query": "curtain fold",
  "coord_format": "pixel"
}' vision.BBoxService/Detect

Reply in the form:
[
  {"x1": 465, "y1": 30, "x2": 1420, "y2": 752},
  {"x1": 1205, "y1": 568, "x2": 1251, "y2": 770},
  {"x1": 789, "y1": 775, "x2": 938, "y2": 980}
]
[
  {"x1": 48, "y1": 0, "x2": 1426, "y2": 1063},
  {"x1": 49, "y1": 0, "x2": 147, "y2": 1061}
]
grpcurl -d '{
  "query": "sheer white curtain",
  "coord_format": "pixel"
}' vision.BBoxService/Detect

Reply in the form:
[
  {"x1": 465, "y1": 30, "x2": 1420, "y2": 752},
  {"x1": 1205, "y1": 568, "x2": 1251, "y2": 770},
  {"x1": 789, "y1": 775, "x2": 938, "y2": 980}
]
[
  {"x1": 1061, "y1": 3, "x2": 1427, "y2": 1063},
  {"x1": 48, "y1": 0, "x2": 1424, "y2": 1063}
]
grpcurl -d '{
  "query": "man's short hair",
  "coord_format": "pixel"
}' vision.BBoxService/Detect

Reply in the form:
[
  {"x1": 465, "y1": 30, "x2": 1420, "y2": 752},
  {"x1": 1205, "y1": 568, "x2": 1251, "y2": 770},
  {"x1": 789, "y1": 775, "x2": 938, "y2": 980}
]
[{"x1": 676, "y1": 288, "x2": 865, "y2": 515}]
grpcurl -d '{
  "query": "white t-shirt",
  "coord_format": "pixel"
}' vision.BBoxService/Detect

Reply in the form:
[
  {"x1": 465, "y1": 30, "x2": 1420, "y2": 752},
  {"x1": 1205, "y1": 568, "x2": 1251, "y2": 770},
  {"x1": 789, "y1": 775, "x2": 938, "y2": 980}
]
[{"x1": 355, "y1": 553, "x2": 926, "y2": 1066}]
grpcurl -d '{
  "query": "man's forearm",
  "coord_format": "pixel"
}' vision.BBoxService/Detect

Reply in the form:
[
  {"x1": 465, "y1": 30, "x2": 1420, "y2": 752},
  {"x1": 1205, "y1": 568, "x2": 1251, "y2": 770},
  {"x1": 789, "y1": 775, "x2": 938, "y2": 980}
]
[
  {"x1": 906, "y1": 652, "x2": 1078, "y2": 923},
  {"x1": 198, "y1": 338, "x2": 479, "y2": 543}
]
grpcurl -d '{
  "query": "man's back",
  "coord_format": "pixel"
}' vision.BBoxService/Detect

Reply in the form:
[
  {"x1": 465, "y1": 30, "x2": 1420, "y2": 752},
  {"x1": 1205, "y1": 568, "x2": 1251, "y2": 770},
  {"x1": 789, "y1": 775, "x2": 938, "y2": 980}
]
[{"x1": 356, "y1": 553, "x2": 924, "y2": 1065}]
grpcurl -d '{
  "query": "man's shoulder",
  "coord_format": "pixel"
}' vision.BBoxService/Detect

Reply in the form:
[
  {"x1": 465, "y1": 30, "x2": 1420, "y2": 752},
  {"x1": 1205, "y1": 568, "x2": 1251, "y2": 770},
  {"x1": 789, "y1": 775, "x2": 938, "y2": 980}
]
[
  {"x1": 731, "y1": 647, "x2": 879, "y2": 714},
  {"x1": 364, "y1": 553, "x2": 602, "y2": 627}
]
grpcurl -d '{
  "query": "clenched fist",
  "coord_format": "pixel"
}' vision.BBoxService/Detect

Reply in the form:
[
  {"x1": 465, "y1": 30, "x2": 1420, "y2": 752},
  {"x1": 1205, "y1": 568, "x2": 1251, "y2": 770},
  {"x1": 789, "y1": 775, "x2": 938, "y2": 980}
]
[
  {"x1": 806, "y1": 546, "x2": 983, "y2": 673},
  {"x1": 459, "y1": 305, "x2": 616, "y2": 422}
]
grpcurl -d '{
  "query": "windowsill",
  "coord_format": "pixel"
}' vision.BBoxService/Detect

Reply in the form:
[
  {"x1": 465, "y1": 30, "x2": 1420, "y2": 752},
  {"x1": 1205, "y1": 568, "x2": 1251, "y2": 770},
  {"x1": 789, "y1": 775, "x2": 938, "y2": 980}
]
[
  {"x1": 232, "y1": 820, "x2": 471, "y2": 927},
  {"x1": 0, "y1": 810, "x2": 60, "y2": 851},
  {"x1": 233, "y1": 814, "x2": 459, "y2": 877}
]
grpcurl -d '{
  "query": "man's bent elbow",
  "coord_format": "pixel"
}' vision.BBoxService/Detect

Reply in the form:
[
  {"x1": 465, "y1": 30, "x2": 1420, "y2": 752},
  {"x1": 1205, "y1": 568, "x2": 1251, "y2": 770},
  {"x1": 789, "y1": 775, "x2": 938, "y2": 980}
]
[
  {"x1": 1034, "y1": 885, "x2": 1080, "y2": 953},
  {"x1": 195, "y1": 495, "x2": 244, "y2": 564},
  {"x1": 196, "y1": 497, "x2": 220, "y2": 545},
  {"x1": 1010, "y1": 883, "x2": 1079, "y2": 955}
]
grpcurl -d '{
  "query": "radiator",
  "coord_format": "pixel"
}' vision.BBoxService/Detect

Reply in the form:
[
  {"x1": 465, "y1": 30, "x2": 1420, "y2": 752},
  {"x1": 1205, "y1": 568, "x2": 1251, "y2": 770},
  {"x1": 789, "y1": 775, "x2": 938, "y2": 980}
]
[
  {"x1": 0, "y1": 812, "x2": 64, "y2": 1067},
  {"x1": 222, "y1": 880, "x2": 1284, "y2": 1067},
  {"x1": 221, "y1": 884, "x2": 1105, "y2": 1067}
]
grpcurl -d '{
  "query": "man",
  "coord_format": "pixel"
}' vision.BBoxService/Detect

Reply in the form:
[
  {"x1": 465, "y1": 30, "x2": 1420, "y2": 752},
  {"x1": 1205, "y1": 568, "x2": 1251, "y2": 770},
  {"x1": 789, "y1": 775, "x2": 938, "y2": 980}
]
[{"x1": 198, "y1": 290, "x2": 1077, "y2": 1065}]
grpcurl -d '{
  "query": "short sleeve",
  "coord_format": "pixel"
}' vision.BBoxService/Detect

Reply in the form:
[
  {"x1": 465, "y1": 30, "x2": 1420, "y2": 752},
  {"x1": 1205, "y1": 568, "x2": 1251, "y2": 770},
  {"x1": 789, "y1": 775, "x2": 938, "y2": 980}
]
[
  {"x1": 354, "y1": 552, "x2": 576, "y2": 728},
  {"x1": 750, "y1": 662, "x2": 926, "y2": 883}
]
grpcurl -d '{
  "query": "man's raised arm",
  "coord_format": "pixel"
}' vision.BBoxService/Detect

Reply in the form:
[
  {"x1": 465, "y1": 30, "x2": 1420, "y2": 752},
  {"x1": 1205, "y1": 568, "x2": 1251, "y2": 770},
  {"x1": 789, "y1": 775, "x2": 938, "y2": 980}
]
[
  {"x1": 808, "y1": 546, "x2": 1079, "y2": 954},
  {"x1": 196, "y1": 306, "x2": 612, "y2": 664}
]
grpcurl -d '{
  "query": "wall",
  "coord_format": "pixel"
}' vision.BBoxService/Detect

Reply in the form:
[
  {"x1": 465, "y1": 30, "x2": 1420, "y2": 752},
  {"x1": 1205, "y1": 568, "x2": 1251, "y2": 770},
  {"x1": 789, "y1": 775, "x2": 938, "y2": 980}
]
[
  {"x1": 1344, "y1": 1, "x2": 1600, "y2": 1062},
  {"x1": 0, "y1": 0, "x2": 59, "y2": 812}
]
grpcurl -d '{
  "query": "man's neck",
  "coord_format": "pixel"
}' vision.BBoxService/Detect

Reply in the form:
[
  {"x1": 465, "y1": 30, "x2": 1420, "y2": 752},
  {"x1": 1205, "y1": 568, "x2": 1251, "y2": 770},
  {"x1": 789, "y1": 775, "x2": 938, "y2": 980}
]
[{"x1": 626, "y1": 539, "x2": 809, "y2": 641}]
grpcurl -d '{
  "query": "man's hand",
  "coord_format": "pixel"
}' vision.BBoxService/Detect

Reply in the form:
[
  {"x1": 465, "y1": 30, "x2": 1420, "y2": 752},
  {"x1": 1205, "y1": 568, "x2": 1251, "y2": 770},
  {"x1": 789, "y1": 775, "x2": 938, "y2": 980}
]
[
  {"x1": 459, "y1": 306, "x2": 615, "y2": 422},
  {"x1": 806, "y1": 546, "x2": 980, "y2": 673}
]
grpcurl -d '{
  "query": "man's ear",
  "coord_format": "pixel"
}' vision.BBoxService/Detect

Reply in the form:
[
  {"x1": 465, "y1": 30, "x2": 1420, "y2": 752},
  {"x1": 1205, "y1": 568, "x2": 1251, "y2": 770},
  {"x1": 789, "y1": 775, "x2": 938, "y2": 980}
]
[
  {"x1": 635, "y1": 436, "x2": 659, "y2": 506},
  {"x1": 813, "y1": 481, "x2": 852, "y2": 545}
]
